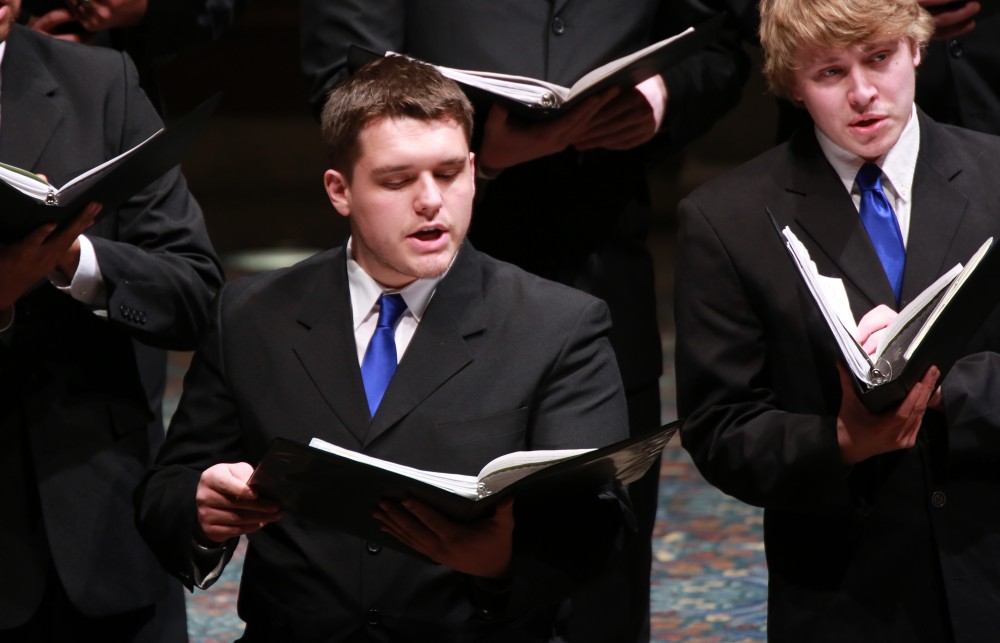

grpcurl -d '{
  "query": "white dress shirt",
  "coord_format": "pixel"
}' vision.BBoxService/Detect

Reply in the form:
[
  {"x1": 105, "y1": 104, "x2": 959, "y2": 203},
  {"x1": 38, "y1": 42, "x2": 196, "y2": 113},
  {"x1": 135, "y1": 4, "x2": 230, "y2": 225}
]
[
  {"x1": 816, "y1": 104, "x2": 921, "y2": 248},
  {"x1": 346, "y1": 238, "x2": 443, "y2": 366}
]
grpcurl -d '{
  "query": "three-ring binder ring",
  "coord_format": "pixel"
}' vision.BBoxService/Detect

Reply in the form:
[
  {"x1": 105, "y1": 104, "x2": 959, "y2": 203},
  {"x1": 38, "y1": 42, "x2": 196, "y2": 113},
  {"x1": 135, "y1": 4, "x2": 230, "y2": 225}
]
[{"x1": 869, "y1": 357, "x2": 893, "y2": 386}]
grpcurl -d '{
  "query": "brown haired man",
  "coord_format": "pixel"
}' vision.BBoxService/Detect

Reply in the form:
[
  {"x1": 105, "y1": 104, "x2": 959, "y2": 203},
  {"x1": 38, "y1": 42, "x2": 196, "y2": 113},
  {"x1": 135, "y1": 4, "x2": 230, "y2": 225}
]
[
  {"x1": 675, "y1": 0, "x2": 1000, "y2": 640},
  {"x1": 136, "y1": 55, "x2": 632, "y2": 642}
]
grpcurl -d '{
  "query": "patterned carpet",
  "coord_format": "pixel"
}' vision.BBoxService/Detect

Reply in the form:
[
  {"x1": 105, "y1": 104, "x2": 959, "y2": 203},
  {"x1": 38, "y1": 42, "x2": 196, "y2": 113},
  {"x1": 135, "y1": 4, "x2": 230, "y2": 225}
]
[{"x1": 169, "y1": 228, "x2": 769, "y2": 642}]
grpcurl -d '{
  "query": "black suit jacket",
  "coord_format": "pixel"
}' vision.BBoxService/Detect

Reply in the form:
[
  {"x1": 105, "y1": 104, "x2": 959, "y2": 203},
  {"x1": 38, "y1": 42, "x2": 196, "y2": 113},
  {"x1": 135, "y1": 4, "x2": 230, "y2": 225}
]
[
  {"x1": 917, "y1": 12, "x2": 1000, "y2": 136},
  {"x1": 136, "y1": 243, "x2": 631, "y2": 642},
  {"x1": 299, "y1": 0, "x2": 750, "y2": 404},
  {"x1": 0, "y1": 26, "x2": 222, "y2": 627},
  {"x1": 675, "y1": 112, "x2": 1000, "y2": 642}
]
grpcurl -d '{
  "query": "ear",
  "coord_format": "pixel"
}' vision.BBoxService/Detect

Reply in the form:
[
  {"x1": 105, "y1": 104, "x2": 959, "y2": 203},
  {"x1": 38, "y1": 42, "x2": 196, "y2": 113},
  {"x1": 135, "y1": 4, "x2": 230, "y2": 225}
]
[
  {"x1": 324, "y1": 169, "x2": 351, "y2": 218},
  {"x1": 468, "y1": 152, "x2": 477, "y2": 196},
  {"x1": 789, "y1": 81, "x2": 803, "y2": 105},
  {"x1": 909, "y1": 38, "x2": 922, "y2": 68}
]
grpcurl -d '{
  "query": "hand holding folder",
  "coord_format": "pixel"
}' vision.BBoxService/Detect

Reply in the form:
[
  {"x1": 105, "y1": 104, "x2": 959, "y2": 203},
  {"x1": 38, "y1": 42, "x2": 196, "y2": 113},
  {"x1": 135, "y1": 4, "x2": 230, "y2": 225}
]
[
  {"x1": 0, "y1": 93, "x2": 221, "y2": 244},
  {"x1": 772, "y1": 211, "x2": 1000, "y2": 413},
  {"x1": 248, "y1": 422, "x2": 680, "y2": 558}
]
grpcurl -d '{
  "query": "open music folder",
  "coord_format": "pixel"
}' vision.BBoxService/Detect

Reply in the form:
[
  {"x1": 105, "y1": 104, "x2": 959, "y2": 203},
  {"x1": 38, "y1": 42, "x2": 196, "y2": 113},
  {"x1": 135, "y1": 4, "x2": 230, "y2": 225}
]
[{"x1": 248, "y1": 421, "x2": 680, "y2": 556}]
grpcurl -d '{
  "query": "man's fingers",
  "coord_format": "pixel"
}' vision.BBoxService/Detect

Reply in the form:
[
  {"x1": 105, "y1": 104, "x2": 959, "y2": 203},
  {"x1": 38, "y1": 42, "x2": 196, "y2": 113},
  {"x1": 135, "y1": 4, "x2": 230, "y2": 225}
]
[
  {"x1": 925, "y1": 0, "x2": 979, "y2": 38},
  {"x1": 862, "y1": 329, "x2": 887, "y2": 356},
  {"x1": 22, "y1": 224, "x2": 59, "y2": 247},
  {"x1": 896, "y1": 365, "x2": 939, "y2": 418},
  {"x1": 48, "y1": 203, "x2": 101, "y2": 246},
  {"x1": 556, "y1": 87, "x2": 620, "y2": 135},
  {"x1": 29, "y1": 8, "x2": 78, "y2": 33},
  {"x1": 375, "y1": 500, "x2": 434, "y2": 536}
]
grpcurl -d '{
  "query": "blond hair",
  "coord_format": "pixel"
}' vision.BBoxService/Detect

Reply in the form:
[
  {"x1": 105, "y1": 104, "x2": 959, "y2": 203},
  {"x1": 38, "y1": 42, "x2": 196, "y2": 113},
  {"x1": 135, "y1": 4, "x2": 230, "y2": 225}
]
[{"x1": 759, "y1": 0, "x2": 934, "y2": 100}]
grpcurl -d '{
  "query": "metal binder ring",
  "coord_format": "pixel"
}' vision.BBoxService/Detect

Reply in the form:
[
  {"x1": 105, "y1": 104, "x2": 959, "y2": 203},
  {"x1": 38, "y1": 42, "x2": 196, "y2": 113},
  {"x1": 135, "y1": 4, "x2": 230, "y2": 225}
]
[{"x1": 870, "y1": 357, "x2": 893, "y2": 386}]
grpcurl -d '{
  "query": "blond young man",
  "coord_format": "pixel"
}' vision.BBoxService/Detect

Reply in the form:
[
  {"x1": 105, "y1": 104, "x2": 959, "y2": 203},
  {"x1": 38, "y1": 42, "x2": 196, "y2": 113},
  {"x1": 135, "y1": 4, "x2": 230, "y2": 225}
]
[{"x1": 675, "y1": 0, "x2": 1000, "y2": 640}]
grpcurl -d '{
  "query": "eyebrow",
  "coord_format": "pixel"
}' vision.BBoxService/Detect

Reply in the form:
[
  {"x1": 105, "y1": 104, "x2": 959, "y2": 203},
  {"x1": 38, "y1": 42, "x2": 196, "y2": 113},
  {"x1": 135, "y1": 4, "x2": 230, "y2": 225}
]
[
  {"x1": 371, "y1": 156, "x2": 467, "y2": 176},
  {"x1": 807, "y1": 41, "x2": 896, "y2": 67}
]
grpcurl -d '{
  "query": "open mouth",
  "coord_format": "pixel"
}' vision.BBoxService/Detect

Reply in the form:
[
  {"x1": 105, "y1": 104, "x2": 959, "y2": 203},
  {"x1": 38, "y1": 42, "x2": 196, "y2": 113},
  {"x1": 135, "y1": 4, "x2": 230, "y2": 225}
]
[
  {"x1": 412, "y1": 228, "x2": 444, "y2": 242},
  {"x1": 852, "y1": 116, "x2": 883, "y2": 129}
]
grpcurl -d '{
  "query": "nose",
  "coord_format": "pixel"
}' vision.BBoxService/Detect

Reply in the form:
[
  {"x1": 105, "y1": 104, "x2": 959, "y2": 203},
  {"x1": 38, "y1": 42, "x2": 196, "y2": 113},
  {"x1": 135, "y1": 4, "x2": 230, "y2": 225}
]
[
  {"x1": 413, "y1": 174, "x2": 443, "y2": 216},
  {"x1": 846, "y1": 68, "x2": 878, "y2": 108}
]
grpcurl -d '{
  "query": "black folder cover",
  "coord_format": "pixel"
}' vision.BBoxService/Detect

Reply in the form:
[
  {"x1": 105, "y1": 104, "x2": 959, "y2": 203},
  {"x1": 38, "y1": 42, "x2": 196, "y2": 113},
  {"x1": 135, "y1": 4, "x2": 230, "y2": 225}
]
[
  {"x1": 0, "y1": 92, "x2": 222, "y2": 243},
  {"x1": 770, "y1": 207, "x2": 1000, "y2": 413},
  {"x1": 347, "y1": 15, "x2": 723, "y2": 120},
  {"x1": 248, "y1": 421, "x2": 679, "y2": 553},
  {"x1": 857, "y1": 238, "x2": 1000, "y2": 412}
]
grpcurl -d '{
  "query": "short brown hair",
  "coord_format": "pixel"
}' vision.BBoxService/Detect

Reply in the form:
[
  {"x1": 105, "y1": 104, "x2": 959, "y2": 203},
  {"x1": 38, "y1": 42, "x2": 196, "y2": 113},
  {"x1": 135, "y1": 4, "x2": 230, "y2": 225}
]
[
  {"x1": 320, "y1": 56, "x2": 474, "y2": 178},
  {"x1": 759, "y1": 0, "x2": 934, "y2": 100}
]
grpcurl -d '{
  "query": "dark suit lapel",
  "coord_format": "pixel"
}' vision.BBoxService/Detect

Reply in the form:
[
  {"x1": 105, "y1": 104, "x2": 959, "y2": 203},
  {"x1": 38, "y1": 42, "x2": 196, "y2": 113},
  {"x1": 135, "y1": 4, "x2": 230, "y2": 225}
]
[
  {"x1": 291, "y1": 250, "x2": 371, "y2": 445},
  {"x1": 775, "y1": 129, "x2": 897, "y2": 311},
  {"x1": 364, "y1": 244, "x2": 484, "y2": 447},
  {"x1": 901, "y1": 112, "x2": 972, "y2": 303},
  {"x1": 551, "y1": 0, "x2": 572, "y2": 17},
  {"x1": 0, "y1": 27, "x2": 63, "y2": 171}
]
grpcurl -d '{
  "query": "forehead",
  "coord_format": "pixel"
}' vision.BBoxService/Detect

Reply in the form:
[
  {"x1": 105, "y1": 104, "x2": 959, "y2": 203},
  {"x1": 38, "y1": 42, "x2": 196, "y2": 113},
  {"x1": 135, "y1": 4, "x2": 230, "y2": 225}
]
[{"x1": 355, "y1": 116, "x2": 468, "y2": 166}]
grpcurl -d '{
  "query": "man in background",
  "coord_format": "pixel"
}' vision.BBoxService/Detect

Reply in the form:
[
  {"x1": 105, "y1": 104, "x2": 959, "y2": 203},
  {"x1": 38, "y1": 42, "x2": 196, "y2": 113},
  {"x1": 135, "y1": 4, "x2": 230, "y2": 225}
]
[
  {"x1": 0, "y1": 0, "x2": 224, "y2": 639},
  {"x1": 23, "y1": 0, "x2": 247, "y2": 111}
]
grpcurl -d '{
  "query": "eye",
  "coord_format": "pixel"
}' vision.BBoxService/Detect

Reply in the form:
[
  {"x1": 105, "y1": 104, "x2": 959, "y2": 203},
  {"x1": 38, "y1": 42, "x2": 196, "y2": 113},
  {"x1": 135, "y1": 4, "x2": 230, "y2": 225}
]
[
  {"x1": 818, "y1": 67, "x2": 841, "y2": 79},
  {"x1": 870, "y1": 51, "x2": 889, "y2": 64},
  {"x1": 381, "y1": 176, "x2": 413, "y2": 190}
]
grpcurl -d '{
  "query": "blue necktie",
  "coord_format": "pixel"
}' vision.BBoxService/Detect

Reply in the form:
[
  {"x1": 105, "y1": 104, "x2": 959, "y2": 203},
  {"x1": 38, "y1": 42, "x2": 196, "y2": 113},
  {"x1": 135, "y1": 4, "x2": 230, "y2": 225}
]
[
  {"x1": 856, "y1": 163, "x2": 906, "y2": 302},
  {"x1": 361, "y1": 294, "x2": 407, "y2": 416}
]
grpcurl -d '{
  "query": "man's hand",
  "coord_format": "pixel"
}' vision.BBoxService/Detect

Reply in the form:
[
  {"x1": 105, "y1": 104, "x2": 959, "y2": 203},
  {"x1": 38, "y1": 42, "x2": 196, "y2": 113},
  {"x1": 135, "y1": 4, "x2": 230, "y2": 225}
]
[
  {"x1": 26, "y1": 9, "x2": 91, "y2": 43},
  {"x1": 573, "y1": 75, "x2": 668, "y2": 151},
  {"x1": 28, "y1": 0, "x2": 148, "y2": 40},
  {"x1": 195, "y1": 462, "x2": 282, "y2": 544},
  {"x1": 856, "y1": 304, "x2": 897, "y2": 356},
  {"x1": 836, "y1": 362, "x2": 940, "y2": 465},
  {"x1": 919, "y1": 0, "x2": 981, "y2": 40},
  {"x1": 375, "y1": 498, "x2": 514, "y2": 580},
  {"x1": 477, "y1": 89, "x2": 619, "y2": 176},
  {"x1": 0, "y1": 203, "x2": 99, "y2": 312}
]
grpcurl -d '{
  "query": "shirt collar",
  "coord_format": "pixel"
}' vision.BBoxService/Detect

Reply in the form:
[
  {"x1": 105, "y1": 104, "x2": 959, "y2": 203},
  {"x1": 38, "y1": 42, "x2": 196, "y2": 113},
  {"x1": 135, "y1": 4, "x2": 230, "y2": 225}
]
[
  {"x1": 346, "y1": 236, "x2": 445, "y2": 330},
  {"x1": 815, "y1": 103, "x2": 920, "y2": 204}
]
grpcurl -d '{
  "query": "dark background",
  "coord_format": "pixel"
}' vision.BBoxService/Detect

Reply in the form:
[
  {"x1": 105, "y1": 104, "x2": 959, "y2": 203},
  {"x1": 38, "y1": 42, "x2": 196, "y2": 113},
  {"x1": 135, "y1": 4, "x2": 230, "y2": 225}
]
[{"x1": 155, "y1": 0, "x2": 778, "y2": 270}]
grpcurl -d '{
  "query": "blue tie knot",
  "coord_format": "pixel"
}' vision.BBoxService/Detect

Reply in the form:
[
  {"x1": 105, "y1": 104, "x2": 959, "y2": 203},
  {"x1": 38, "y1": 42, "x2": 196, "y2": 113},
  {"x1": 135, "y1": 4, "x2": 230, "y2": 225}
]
[
  {"x1": 855, "y1": 162, "x2": 885, "y2": 192},
  {"x1": 376, "y1": 293, "x2": 407, "y2": 330}
]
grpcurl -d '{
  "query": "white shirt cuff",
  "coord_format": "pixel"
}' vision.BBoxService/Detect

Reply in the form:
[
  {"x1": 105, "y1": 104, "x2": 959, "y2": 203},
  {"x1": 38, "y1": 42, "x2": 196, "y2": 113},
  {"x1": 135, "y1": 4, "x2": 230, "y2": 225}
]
[{"x1": 50, "y1": 234, "x2": 107, "y2": 309}]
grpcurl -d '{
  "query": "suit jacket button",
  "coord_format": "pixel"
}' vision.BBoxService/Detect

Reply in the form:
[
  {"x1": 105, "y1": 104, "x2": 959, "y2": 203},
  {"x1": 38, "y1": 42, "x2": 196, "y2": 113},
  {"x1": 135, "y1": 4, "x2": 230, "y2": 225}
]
[
  {"x1": 948, "y1": 39, "x2": 963, "y2": 58},
  {"x1": 551, "y1": 16, "x2": 565, "y2": 35},
  {"x1": 367, "y1": 608, "x2": 380, "y2": 626},
  {"x1": 366, "y1": 541, "x2": 381, "y2": 554},
  {"x1": 931, "y1": 490, "x2": 947, "y2": 508}
]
